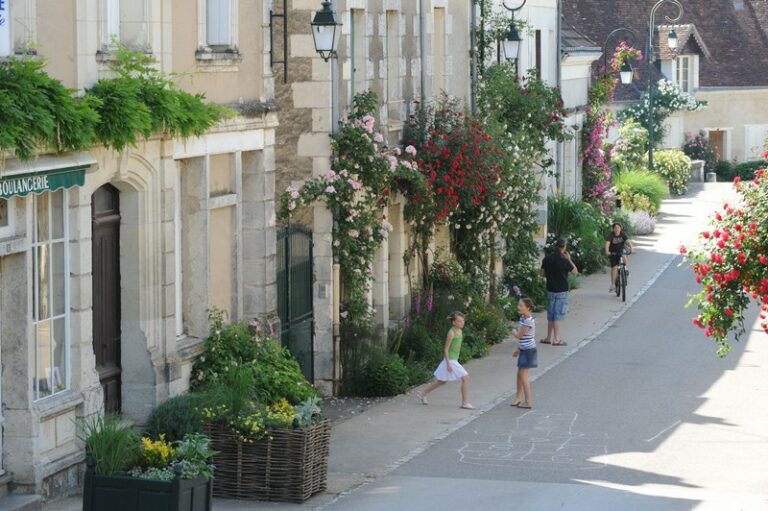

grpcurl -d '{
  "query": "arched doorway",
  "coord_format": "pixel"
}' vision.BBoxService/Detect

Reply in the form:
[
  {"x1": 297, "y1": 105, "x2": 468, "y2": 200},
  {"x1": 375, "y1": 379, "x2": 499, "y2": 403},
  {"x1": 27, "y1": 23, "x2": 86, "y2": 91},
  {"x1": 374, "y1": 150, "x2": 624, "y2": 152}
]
[{"x1": 91, "y1": 184, "x2": 122, "y2": 413}]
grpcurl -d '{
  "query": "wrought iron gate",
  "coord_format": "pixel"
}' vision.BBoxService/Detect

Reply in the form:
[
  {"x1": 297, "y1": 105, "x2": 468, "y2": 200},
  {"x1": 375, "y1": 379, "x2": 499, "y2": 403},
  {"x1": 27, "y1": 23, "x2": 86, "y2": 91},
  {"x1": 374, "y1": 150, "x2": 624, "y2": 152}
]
[{"x1": 277, "y1": 227, "x2": 314, "y2": 381}]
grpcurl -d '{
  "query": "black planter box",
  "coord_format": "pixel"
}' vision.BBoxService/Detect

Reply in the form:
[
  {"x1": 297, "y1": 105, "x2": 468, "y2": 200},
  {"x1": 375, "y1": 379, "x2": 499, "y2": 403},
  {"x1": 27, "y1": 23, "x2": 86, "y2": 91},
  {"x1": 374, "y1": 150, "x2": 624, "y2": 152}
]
[{"x1": 83, "y1": 465, "x2": 213, "y2": 511}]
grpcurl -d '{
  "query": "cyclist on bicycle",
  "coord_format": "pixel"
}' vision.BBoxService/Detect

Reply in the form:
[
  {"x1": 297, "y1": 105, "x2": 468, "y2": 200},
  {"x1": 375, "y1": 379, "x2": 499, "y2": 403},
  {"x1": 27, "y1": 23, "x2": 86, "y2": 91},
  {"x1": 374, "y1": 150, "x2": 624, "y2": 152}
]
[{"x1": 605, "y1": 222, "x2": 634, "y2": 293}]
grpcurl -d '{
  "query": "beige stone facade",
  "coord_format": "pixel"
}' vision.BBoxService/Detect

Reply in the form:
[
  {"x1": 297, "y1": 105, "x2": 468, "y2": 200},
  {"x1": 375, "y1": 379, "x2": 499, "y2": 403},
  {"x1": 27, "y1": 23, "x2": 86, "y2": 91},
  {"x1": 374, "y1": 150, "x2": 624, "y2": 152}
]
[
  {"x1": 0, "y1": 0, "x2": 277, "y2": 500},
  {"x1": 274, "y1": 0, "x2": 471, "y2": 394}
]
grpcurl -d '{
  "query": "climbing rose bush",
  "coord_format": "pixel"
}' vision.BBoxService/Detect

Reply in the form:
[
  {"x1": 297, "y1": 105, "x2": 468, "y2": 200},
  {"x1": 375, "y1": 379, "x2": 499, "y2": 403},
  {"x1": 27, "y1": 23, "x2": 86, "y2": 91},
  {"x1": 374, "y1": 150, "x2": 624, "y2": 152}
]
[{"x1": 682, "y1": 162, "x2": 768, "y2": 355}]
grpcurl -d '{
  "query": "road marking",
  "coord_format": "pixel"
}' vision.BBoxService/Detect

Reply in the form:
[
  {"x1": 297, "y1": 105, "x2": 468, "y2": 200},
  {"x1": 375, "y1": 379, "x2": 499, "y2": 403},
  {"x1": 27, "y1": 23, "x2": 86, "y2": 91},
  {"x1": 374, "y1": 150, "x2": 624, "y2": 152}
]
[{"x1": 645, "y1": 420, "x2": 682, "y2": 443}]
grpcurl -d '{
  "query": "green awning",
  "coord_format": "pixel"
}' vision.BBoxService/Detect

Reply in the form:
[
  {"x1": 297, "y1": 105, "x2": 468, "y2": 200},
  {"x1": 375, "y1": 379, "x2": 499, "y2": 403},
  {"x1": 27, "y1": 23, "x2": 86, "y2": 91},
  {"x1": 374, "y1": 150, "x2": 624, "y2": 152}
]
[{"x1": 0, "y1": 166, "x2": 87, "y2": 199}]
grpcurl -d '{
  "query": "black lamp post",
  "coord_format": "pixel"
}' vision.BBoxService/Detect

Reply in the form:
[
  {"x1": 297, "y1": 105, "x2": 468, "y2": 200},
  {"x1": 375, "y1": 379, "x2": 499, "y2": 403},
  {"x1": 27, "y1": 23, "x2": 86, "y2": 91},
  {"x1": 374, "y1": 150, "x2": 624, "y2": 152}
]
[
  {"x1": 501, "y1": 0, "x2": 527, "y2": 72},
  {"x1": 311, "y1": 1, "x2": 341, "y2": 62},
  {"x1": 647, "y1": 0, "x2": 683, "y2": 170}
]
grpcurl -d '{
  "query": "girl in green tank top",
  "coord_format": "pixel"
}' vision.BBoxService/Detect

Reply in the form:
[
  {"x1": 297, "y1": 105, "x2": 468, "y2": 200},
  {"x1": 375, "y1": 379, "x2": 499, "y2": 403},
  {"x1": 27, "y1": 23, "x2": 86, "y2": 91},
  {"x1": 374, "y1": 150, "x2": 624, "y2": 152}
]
[{"x1": 417, "y1": 312, "x2": 476, "y2": 410}]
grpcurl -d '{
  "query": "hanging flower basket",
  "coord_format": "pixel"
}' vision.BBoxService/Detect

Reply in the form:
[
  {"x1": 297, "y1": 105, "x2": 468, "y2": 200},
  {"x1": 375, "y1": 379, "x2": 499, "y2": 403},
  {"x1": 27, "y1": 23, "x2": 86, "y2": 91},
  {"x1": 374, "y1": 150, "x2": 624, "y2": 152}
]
[{"x1": 204, "y1": 420, "x2": 331, "y2": 503}]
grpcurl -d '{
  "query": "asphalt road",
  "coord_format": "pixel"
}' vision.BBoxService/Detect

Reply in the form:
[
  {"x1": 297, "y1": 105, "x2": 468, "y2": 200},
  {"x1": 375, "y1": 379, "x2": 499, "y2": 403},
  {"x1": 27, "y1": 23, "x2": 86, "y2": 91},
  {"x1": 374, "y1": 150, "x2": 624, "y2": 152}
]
[{"x1": 323, "y1": 261, "x2": 768, "y2": 510}]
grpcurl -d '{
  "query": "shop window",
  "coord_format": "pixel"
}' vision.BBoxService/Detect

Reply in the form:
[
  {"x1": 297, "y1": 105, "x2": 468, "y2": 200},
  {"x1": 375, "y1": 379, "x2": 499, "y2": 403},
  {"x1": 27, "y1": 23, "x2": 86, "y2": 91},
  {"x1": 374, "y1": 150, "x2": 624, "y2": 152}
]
[
  {"x1": 0, "y1": 197, "x2": 14, "y2": 238},
  {"x1": 32, "y1": 189, "x2": 70, "y2": 400}
]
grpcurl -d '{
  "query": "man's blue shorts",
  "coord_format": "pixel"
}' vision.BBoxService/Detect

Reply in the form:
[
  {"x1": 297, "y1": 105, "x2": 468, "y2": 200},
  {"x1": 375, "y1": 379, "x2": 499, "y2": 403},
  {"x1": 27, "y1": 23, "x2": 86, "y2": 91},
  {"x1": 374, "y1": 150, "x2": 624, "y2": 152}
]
[{"x1": 547, "y1": 291, "x2": 569, "y2": 321}]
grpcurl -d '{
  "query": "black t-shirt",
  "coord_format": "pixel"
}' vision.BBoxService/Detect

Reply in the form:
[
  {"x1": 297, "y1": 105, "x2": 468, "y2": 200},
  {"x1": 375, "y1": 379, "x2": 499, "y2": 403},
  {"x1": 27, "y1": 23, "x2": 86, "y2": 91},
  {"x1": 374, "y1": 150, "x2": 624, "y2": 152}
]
[
  {"x1": 541, "y1": 253, "x2": 575, "y2": 293},
  {"x1": 606, "y1": 232, "x2": 629, "y2": 254}
]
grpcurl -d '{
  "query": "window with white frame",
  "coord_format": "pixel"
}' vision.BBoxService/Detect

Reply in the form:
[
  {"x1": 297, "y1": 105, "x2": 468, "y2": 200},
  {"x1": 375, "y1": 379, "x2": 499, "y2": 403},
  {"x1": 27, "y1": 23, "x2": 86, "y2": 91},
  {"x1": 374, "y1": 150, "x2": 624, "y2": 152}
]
[
  {"x1": 32, "y1": 189, "x2": 70, "y2": 400},
  {"x1": 102, "y1": 0, "x2": 148, "y2": 50},
  {"x1": 676, "y1": 55, "x2": 693, "y2": 93},
  {"x1": 197, "y1": 0, "x2": 238, "y2": 52},
  {"x1": 0, "y1": 197, "x2": 15, "y2": 238}
]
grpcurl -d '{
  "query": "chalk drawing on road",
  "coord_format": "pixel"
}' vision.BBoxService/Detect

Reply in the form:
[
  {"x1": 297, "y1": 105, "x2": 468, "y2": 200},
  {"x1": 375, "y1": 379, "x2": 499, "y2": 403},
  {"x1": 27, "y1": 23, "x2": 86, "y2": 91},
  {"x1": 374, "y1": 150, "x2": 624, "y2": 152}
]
[{"x1": 457, "y1": 411, "x2": 608, "y2": 470}]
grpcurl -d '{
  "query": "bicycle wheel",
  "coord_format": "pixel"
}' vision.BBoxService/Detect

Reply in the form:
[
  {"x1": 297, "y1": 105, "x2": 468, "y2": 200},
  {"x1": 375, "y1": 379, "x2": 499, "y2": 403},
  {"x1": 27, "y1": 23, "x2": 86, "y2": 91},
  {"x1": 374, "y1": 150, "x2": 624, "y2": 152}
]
[
  {"x1": 615, "y1": 273, "x2": 621, "y2": 297},
  {"x1": 620, "y1": 267, "x2": 627, "y2": 302}
]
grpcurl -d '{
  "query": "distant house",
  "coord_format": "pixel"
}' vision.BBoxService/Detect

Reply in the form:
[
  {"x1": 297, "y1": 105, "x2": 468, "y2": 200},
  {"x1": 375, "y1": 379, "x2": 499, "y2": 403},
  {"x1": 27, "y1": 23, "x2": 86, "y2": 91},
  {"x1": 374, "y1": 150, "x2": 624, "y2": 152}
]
[{"x1": 564, "y1": 0, "x2": 768, "y2": 162}]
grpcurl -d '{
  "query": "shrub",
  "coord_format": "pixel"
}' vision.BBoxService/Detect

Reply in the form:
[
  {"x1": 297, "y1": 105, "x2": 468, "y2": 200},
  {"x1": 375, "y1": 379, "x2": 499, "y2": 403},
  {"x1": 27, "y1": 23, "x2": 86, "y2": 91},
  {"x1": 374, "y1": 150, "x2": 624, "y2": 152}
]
[
  {"x1": 650, "y1": 149, "x2": 692, "y2": 195},
  {"x1": 504, "y1": 267, "x2": 547, "y2": 312},
  {"x1": 467, "y1": 302, "x2": 510, "y2": 345},
  {"x1": 714, "y1": 160, "x2": 733, "y2": 181},
  {"x1": 547, "y1": 195, "x2": 609, "y2": 274},
  {"x1": 396, "y1": 324, "x2": 442, "y2": 365},
  {"x1": 80, "y1": 416, "x2": 141, "y2": 476},
  {"x1": 144, "y1": 393, "x2": 207, "y2": 442},
  {"x1": 627, "y1": 210, "x2": 657, "y2": 235},
  {"x1": 404, "y1": 360, "x2": 433, "y2": 387},
  {"x1": 459, "y1": 329, "x2": 489, "y2": 364},
  {"x1": 731, "y1": 160, "x2": 766, "y2": 181},
  {"x1": 614, "y1": 170, "x2": 668, "y2": 215},
  {"x1": 612, "y1": 120, "x2": 648, "y2": 173},
  {"x1": 249, "y1": 339, "x2": 318, "y2": 404},
  {"x1": 356, "y1": 353, "x2": 410, "y2": 397}
]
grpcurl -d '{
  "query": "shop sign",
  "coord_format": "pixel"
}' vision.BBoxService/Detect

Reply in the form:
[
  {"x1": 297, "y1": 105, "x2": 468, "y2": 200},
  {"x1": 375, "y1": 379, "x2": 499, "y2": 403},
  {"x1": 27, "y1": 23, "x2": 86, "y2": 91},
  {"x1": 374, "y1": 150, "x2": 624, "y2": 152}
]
[{"x1": 0, "y1": 166, "x2": 87, "y2": 199}]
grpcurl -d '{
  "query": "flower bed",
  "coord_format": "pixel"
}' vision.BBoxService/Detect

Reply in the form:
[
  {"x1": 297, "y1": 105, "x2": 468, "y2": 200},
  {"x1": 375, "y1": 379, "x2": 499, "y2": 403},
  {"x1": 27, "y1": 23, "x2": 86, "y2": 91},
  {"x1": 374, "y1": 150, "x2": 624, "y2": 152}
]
[{"x1": 204, "y1": 420, "x2": 331, "y2": 502}]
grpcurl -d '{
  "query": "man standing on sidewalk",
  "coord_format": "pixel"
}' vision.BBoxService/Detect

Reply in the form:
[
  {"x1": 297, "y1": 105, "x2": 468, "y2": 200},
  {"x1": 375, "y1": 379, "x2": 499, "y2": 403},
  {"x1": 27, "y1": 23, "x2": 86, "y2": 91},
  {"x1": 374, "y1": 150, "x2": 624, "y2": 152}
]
[{"x1": 540, "y1": 239, "x2": 579, "y2": 346}]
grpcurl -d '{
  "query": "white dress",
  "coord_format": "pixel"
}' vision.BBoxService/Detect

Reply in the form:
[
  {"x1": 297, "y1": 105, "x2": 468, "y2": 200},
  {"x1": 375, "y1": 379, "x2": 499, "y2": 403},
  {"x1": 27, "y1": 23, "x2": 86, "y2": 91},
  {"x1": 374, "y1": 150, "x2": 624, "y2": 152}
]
[{"x1": 433, "y1": 359, "x2": 468, "y2": 382}]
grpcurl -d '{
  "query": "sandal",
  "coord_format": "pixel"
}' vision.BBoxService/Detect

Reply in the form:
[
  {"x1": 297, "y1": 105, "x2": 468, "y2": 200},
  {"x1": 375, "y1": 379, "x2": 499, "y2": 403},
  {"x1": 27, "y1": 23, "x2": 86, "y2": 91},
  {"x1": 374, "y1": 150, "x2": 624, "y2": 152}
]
[
  {"x1": 460, "y1": 403, "x2": 477, "y2": 410},
  {"x1": 552, "y1": 341, "x2": 568, "y2": 346},
  {"x1": 516, "y1": 403, "x2": 532, "y2": 409},
  {"x1": 417, "y1": 392, "x2": 428, "y2": 405},
  {"x1": 539, "y1": 339, "x2": 552, "y2": 344}
]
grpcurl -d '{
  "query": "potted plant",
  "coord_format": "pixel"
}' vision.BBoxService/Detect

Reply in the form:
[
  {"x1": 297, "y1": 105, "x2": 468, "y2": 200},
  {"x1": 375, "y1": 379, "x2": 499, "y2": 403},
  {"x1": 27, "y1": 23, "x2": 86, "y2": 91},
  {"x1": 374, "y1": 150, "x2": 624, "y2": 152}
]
[{"x1": 81, "y1": 416, "x2": 215, "y2": 511}]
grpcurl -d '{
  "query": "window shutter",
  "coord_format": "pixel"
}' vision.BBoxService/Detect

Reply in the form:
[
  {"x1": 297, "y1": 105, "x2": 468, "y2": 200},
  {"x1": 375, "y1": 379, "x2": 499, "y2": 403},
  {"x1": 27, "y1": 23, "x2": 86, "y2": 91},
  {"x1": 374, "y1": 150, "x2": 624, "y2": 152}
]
[
  {"x1": 744, "y1": 125, "x2": 768, "y2": 161},
  {"x1": 207, "y1": 0, "x2": 231, "y2": 46}
]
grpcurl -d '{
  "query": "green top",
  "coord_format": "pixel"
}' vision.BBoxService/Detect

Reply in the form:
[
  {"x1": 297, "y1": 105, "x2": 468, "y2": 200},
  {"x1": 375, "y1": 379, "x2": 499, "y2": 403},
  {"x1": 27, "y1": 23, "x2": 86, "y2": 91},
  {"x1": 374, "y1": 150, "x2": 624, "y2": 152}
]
[{"x1": 447, "y1": 328, "x2": 463, "y2": 360}]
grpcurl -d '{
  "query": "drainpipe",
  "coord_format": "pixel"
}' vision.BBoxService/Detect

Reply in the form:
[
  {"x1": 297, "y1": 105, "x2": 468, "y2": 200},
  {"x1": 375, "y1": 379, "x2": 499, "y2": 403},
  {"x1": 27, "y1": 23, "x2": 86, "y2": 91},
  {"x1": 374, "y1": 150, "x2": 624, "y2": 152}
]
[
  {"x1": 419, "y1": 0, "x2": 426, "y2": 99},
  {"x1": 331, "y1": 0, "x2": 341, "y2": 396}
]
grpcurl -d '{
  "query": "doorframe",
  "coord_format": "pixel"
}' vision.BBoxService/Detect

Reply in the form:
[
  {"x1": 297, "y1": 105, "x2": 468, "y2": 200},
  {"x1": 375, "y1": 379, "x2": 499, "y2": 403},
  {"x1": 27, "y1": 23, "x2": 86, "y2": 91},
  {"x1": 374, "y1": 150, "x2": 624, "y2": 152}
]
[{"x1": 704, "y1": 127, "x2": 733, "y2": 161}]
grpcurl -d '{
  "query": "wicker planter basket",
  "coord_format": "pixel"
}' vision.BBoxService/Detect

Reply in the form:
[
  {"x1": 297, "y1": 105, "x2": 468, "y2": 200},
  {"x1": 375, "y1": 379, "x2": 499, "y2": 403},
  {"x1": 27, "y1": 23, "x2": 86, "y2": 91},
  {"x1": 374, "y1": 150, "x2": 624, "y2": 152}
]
[{"x1": 204, "y1": 420, "x2": 331, "y2": 502}]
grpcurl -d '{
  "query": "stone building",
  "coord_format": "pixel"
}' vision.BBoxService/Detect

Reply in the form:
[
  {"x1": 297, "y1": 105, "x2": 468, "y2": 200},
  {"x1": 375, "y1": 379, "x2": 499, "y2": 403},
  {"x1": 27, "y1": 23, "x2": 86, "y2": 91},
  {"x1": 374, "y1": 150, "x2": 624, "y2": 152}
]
[
  {"x1": 272, "y1": 0, "x2": 471, "y2": 394},
  {"x1": 564, "y1": 0, "x2": 768, "y2": 162},
  {"x1": 0, "y1": 0, "x2": 277, "y2": 503}
]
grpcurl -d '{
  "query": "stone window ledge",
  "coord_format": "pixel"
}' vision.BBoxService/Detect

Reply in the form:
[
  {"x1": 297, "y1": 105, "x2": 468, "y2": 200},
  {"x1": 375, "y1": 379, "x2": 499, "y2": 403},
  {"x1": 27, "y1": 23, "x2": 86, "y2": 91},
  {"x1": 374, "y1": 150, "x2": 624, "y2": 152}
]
[
  {"x1": 34, "y1": 390, "x2": 84, "y2": 421},
  {"x1": 196, "y1": 47, "x2": 243, "y2": 72},
  {"x1": 96, "y1": 47, "x2": 154, "y2": 64},
  {"x1": 177, "y1": 335, "x2": 205, "y2": 362},
  {"x1": 0, "y1": 235, "x2": 27, "y2": 257}
]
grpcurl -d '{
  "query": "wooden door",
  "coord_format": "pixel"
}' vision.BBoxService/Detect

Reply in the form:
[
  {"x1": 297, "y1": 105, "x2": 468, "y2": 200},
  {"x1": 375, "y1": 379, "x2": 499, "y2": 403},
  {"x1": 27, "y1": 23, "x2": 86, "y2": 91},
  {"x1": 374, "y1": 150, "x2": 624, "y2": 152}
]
[
  {"x1": 709, "y1": 130, "x2": 725, "y2": 161},
  {"x1": 92, "y1": 185, "x2": 122, "y2": 413}
]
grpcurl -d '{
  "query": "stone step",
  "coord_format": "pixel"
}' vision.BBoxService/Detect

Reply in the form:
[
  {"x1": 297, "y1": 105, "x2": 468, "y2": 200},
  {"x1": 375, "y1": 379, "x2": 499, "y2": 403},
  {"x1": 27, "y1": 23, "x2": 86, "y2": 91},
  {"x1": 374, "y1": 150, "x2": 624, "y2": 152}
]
[{"x1": 0, "y1": 494, "x2": 42, "y2": 511}]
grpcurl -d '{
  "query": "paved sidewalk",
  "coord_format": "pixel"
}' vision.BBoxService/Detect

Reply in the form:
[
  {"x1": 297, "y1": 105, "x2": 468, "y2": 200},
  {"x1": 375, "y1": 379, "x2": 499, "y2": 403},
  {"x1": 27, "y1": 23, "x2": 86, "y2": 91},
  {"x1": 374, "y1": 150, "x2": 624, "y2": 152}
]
[{"x1": 43, "y1": 183, "x2": 733, "y2": 511}]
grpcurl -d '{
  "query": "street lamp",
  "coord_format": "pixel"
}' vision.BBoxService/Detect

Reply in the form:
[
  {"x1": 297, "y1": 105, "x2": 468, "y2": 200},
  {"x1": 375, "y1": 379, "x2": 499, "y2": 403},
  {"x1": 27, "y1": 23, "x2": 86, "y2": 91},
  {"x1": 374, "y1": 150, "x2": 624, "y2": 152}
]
[
  {"x1": 311, "y1": 1, "x2": 341, "y2": 62},
  {"x1": 600, "y1": 27, "x2": 639, "y2": 86},
  {"x1": 647, "y1": 0, "x2": 684, "y2": 170},
  {"x1": 501, "y1": 0, "x2": 527, "y2": 72}
]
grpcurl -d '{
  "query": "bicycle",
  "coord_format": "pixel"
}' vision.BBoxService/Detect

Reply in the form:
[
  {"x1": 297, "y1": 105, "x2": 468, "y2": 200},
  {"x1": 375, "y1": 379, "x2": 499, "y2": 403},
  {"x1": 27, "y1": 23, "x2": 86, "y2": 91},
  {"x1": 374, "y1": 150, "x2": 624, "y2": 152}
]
[{"x1": 611, "y1": 248, "x2": 631, "y2": 302}]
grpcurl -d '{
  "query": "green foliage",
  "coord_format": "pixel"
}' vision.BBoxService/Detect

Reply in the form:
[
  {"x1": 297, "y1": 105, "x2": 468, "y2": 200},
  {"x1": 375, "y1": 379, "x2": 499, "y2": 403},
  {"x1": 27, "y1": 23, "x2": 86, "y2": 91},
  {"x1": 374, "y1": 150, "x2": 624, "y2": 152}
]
[
  {"x1": 611, "y1": 120, "x2": 648, "y2": 173},
  {"x1": 0, "y1": 46, "x2": 219, "y2": 160},
  {"x1": 649, "y1": 149, "x2": 692, "y2": 196},
  {"x1": 618, "y1": 79, "x2": 706, "y2": 148},
  {"x1": 467, "y1": 301, "x2": 510, "y2": 345},
  {"x1": 614, "y1": 170, "x2": 668, "y2": 214},
  {"x1": 403, "y1": 360, "x2": 432, "y2": 387},
  {"x1": 458, "y1": 329, "x2": 489, "y2": 364},
  {"x1": 173, "y1": 433, "x2": 217, "y2": 480},
  {"x1": 0, "y1": 58, "x2": 100, "y2": 160},
  {"x1": 191, "y1": 309, "x2": 317, "y2": 405},
  {"x1": 85, "y1": 45, "x2": 219, "y2": 151},
  {"x1": 396, "y1": 323, "x2": 442, "y2": 366},
  {"x1": 144, "y1": 393, "x2": 207, "y2": 442},
  {"x1": 80, "y1": 415, "x2": 140, "y2": 476},
  {"x1": 356, "y1": 353, "x2": 410, "y2": 397},
  {"x1": 547, "y1": 195, "x2": 610, "y2": 274},
  {"x1": 294, "y1": 396, "x2": 324, "y2": 428},
  {"x1": 716, "y1": 160, "x2": 766, "y2": 182}
]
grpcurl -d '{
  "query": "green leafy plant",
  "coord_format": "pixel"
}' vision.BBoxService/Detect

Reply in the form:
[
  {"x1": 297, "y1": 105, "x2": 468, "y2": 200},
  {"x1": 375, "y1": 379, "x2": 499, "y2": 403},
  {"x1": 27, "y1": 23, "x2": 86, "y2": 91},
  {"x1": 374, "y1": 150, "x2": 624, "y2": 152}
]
[
  {"x1": 614, "y1": 170, "x2": 668, "y2": 214},
  {"x1": 80, "y1": 415, "x2": 141, "y2": 476},
  {"x1": 355, "y1": 353, "x2": 410, "y2": 397},
  {"x1": 395, "y1": 323, "x2": 442, "y2": 366},
  {"x1": 467, "y1": 301, "x2": 510, "y2": 345},
  {"x1": 459, "y1": 329, "x2": 489, "y2": 363},
  {"x1": 649, "y1": 149, "x2": 692, "y2": 196},
  {"x1": 294, "y1": 396, "x2": 324, "y2": 428},
  {"x1": 547, "y1": 195, "x2": 610, "y2": 274},
  {"x1": 144, "y1": 393, "x2": 207, "y2": 442},
  {"x1": 612, "y1": 120, "x2": 648, "y2": 173},
  {"x1": 130, "y1": 432, "x2": 217, "y2": 481}
]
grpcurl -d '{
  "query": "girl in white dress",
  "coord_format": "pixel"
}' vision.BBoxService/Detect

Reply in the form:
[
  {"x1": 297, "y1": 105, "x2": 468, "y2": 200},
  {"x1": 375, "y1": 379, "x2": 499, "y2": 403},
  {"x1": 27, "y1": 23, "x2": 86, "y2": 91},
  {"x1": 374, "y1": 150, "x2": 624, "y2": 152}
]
[{"x1": 418, "y1": 312, "x2": 475, "y2": 409}]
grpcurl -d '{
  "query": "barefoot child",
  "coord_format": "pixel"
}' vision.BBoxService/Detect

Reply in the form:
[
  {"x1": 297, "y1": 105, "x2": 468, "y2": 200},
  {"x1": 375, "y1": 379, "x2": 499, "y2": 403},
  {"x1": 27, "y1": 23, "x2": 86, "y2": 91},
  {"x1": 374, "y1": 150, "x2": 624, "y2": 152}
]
[
  {"x1": 419, "y1": 312, "x2": 476, "y2": 409},
  {"x1": 511, "y1": 298, "x2": 537, "y2": 409}
]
